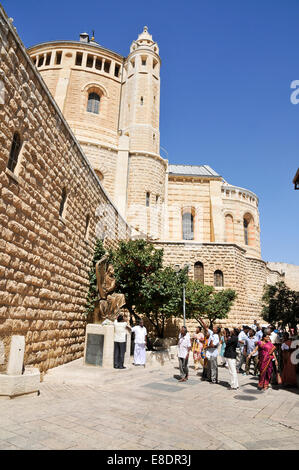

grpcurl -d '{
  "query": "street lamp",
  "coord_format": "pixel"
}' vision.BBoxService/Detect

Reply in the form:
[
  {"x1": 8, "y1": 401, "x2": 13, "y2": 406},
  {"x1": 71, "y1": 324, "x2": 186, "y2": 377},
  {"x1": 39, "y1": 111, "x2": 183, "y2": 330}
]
[{"x1": 174, "y1": 264, "x2": 190, "y2": 327}]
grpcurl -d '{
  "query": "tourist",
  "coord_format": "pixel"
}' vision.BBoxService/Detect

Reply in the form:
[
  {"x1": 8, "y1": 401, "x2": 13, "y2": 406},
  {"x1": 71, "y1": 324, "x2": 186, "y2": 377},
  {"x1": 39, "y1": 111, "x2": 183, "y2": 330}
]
[
  {"x1": 219, "y1": 328, "x2": 228, "y2": 367},
  {"x1": 177, "y1": 326, "x2": 191, "y2": 382},
  {"x1": 191, "y1": 326, "x2": 204, "y2": 370},
  {"x1": 132, "y1": 319, "x2": 147, "y2": 367},
  {"x1": 244, "y1": 329, "x2": 258, "y2": 376},
  {"x1": 248, "y1": 328, "x2": 278, "y2": 391},
  {"x1": 281, "y1": 332, "x2": 297, "y2": 387},
  {"x1": 223, "y1": 328, "x2": 239, "y2": 390},
  {"x1": 113, "y1": 314, "x2": 131, "y2": 369},
  {"x1": 255, "y1": 325, "x2": 263, "y2": 341},
  {"x1": 237, "y1": 325, "x2": 250, "y2": 373},
  {"x1": 198, "y1": 317, "x2": 220, "y2": 384},
  {"x1": 201, "y1": 330, "x2": 210, "y2": 380}
]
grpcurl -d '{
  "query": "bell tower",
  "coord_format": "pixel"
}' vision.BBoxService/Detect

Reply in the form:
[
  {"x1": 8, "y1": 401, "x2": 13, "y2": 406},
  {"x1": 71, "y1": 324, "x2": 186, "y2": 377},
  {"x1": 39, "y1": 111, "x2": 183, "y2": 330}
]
[
  {"x1": 120, "y1": 26, "x2": 161, "y2": 154},
  {"x1": 119, "y1": 27, "x2": 166, "y2": 239}
]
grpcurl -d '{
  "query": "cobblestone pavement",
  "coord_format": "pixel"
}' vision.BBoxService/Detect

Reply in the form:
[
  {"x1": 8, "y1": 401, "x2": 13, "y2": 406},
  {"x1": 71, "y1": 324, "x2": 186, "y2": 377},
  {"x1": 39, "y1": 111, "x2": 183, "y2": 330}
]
[{"x1": 0, "y1": 358, "x2": 298, "y2": 450}]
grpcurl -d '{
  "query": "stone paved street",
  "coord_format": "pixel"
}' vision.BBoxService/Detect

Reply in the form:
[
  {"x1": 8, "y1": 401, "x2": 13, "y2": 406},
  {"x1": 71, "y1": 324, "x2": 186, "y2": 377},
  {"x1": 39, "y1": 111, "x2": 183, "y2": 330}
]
[{"x1": 0, "y1": 358, "x2": 298, "y2": 450}]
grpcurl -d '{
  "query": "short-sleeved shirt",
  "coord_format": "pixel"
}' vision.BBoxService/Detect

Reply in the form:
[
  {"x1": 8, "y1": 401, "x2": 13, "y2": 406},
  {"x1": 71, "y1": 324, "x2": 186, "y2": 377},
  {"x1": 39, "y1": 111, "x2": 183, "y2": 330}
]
[
  {"x1": 245, "y1": 336, "x2": 258, "y2": 356},
  {"x1": 238, "y1": 331, "x2": 248, "y2": 351},
  {"x1": 206, "y1": 329, "x2": 219, "y2": 358},
  {"x1": 132, "y1": 325, "x2": 147, "y2": 344},
  {"x1": 114, "y1": 320, "x2": 128, "y2": 343},
  {"x1": 255, "y1": 330, "x2": 263, "y2": 341},
  {"x1": 178, "y1": 333, "x2": 191, "y2": 359}
]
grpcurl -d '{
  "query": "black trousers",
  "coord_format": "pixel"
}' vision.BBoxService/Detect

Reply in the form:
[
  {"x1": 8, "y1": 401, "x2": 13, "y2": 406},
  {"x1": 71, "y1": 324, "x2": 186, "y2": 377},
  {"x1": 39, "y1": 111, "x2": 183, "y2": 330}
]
[{"x1": 114, "y1": 342, "x2": 126, "y2": 368}]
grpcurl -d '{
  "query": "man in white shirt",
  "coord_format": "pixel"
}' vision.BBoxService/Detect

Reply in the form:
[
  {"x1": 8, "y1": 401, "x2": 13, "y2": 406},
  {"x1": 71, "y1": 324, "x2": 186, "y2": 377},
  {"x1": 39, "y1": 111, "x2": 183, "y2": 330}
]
[
  {"x1": 177, "y1": 326, "x2": 191, "y2": 382},
  {"x1": 198, "y1": 317, "x2": 220, "y2": 384},
  {"x1": 237, "y1": 325, "x2": 250, "y2": 373},
  {"x1": 114, "y1": 314, "x2": 131, "y2": 369},
  {"x1": 132, "y1": 319, "x2": 147, "y2": 367}
]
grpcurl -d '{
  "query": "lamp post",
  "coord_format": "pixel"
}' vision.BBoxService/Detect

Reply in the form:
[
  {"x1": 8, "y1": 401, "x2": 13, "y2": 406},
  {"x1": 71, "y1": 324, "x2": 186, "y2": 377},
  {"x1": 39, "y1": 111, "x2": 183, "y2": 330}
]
[{"x1": 174, "y1": 264, "x2": 190, "y2": 327}]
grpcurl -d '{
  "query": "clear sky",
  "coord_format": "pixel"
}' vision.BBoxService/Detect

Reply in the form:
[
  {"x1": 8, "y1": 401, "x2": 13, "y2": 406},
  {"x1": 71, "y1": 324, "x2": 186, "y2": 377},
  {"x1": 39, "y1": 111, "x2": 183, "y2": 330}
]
[{"x1": 2, "y1": 0, "x2": 299, "y2": 264}]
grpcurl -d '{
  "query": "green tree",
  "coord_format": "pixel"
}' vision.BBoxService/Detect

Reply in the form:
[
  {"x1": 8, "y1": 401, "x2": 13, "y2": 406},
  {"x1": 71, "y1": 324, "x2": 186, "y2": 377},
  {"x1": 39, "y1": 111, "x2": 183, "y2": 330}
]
[
  {"x1": 262, "y1": 281, "x2": 299, "y2": 332},
  {"x1": 110, "y1": 239, "x2": 164, "y2": 321},
  {"x1": 185, "y1": 279, "x2": 237, "y2": 327},
  {"x1": 85, "y1": 239, "x2": 106, "y2": 317},
  {"x1": 140, "y1": 266, "x2": 188, "y2": 337}
]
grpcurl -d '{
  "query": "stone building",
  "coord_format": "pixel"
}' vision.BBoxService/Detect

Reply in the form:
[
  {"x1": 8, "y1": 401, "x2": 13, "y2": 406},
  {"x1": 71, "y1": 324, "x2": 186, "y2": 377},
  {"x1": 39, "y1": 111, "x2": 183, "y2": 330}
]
[
  {"x1": 0, "y1": 6, "x2": 130, "y2": 372},
  {"x1": 26, "y1": 24, "x2": 292, "y2": 327},
  {"x1": 0, "y1": 5, "x2": 297, "y2": 371}
]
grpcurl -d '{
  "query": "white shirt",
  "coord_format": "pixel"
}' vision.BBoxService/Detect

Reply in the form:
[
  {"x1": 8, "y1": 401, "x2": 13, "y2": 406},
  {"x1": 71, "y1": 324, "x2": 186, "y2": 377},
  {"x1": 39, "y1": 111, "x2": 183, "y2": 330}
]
[
  {"x1": 238, "y1": 331, "x2": 248, "y2": 352},
  {"x1": 178, "y1": 333, "x2": 191, "y2": 359},
  {"x1": 114, "y1": 320, "x2": 128, "y2": 343},
  {"x1": 206, "y1": 329, "x2": 219, "y2": 358},
  {"x1": 132, "y1": 325, "x2": 147, "y2": 344},
  {"x1": 256, "y1": 330, "x2": 263, "y2": 341}
]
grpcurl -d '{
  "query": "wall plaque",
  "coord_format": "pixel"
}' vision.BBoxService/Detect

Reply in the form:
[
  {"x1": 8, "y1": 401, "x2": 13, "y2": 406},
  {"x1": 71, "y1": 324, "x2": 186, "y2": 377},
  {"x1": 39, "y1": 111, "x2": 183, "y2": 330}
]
[{"x1": 85, "y1": 333, "x2": 104, "y2": 366}]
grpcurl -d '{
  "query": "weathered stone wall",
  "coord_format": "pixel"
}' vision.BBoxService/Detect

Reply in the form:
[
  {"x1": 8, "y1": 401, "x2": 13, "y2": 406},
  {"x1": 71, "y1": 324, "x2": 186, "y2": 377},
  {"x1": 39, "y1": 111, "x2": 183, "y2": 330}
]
[
  {"x1": 0, "y1": 7, "x2": 130, "y2": 373},
  {"x1": 154, "y1": 241, "x2": 284, "y2": 333},
  {"x1": 266, "y1": 262, "x2": 299, "y2": 291}
]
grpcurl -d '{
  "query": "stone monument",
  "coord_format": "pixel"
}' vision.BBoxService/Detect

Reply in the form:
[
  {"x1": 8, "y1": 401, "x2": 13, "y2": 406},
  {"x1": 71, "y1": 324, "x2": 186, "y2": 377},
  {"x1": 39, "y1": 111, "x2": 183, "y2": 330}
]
[
  {"x1": 84, "y1": 253, "x2": 130, "y2": 368},
  {"x1": 0, "y1": 335, "x2": 40, "y2": 398}
]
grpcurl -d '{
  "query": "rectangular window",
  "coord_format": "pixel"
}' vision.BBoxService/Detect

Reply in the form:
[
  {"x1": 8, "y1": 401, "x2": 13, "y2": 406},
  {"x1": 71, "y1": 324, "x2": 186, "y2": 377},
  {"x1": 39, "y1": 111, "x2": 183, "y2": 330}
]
[
  {"x1": 86, "y1": 55, "x2": 93, "y2": 68},
  {"x1": 146, "y1": 192, "x2": 150, "y2": 207},
  {"x1": 95, "y1": 57, "x2": 102, "y2": 70},
  {"x1": 38, "y1": 55, "x2": 44, "y2": 67},
  {"x1": 75, "y1": 52, "x2": 83, "y2": 66},
  {"x1": 104, "y1": 60, "x2": 111, "y2": 73},
  {"x1": 45, "y1": 53, "x2": 51, "y2": 66},
  {"x1": 55, "y1": 51, "x2": 62, "y2": 65},
  {"x1": 114, "y1": 64, "x2": 120, "y2": 77},
  {"x1": 142, "y1": 58, "x2": 147, "y2": 66}
]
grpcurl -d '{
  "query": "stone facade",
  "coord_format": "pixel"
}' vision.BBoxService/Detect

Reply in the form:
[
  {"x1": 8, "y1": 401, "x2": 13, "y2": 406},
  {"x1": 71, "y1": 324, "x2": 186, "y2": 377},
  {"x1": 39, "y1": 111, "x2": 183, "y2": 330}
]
[
  {"x1": 154, "y1": 242, "x2": 283, "y2": 332},
  {"x1": 266, "y1": 262, "x2": 299, "y2": 291},
  {"x1": 0, "y1": 7, "x2": 130, "y2": 373}
]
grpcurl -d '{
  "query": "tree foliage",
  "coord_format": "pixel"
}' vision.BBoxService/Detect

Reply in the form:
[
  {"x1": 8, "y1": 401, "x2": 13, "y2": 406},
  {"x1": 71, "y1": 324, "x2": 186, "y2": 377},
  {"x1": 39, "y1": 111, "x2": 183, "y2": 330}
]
[
  {"x1": 109, "y1": 239, "x2": 164, "y2": 321},
  {"x1": 140, "y1": 266, "x2": 188, "y2": 337},
  {"x1": 262, "y1": 281, "x2": 299, "y2": 331},
  {"x1": 185, "y1": 279, "x2": 237, "y2": 326}
]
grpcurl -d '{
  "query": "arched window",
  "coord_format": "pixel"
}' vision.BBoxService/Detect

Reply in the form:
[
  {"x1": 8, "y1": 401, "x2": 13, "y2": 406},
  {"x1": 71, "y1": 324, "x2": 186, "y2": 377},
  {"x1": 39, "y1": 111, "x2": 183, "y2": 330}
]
[
  {"x1": 194, "y1": 262, "x2": 204, "y2": 283},
  {"x1": 7, "y1": 132, "x2": 22, "y2": 173},
  {"x1": 182, "y1": 212, "x2": 194, "y2": 240},
  {"x1": 243, "y1": 213, "x2": 255, "y2": 246},
  {"x1": 244, "y1": 218, "x2": 249, "y2": 245},
  {"x1": 87, "y1": 92, "x2": 100, "y2": 114},
  {"x1": 214, "y1": 270, "x2": 224, "y2": 287},
  {"x1": 59, "y1": 188, "x2": 67, "y2": 218},
  {"x1": 225, "y1": 214, "x2": 234, "y2": 243}
]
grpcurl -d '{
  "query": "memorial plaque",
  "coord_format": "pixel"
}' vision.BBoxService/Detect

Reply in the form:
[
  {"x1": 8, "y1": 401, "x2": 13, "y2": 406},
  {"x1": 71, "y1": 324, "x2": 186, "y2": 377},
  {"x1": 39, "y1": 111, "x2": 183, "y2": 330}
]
[{"x1": 85, "y1": 333, "x2": 104, "y2": 366}]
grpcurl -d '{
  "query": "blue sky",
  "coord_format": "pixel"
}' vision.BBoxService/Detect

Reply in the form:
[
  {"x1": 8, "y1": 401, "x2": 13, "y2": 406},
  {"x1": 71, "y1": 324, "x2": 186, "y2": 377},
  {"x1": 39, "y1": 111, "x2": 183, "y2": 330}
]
[{"x1": 2, "y1": 0, "x2": 299, "y2": 264}]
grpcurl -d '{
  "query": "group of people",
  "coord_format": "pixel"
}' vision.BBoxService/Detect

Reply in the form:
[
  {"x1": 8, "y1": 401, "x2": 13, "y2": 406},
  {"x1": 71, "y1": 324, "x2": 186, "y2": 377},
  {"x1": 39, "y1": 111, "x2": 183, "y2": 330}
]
[
  {"x1": 113, "y1": 315, "x2": 147, "y2": 369},
  {"x1": 178, "y1": 319, "x2": 298, "y2": 391}
]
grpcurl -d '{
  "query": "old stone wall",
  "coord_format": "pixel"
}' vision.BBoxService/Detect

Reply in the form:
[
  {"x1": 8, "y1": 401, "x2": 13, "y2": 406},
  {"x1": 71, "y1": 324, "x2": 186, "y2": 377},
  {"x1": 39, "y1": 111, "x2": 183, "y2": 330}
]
[
  {"x1": 154, "y1": 241, "x2": 284, "y2": 333},
  {"x1": 266, "y1": 262, "x2": 299, "y2": 291},
  {"x1": 0, "y1": 7, "x2": 130, "y2": 373}
]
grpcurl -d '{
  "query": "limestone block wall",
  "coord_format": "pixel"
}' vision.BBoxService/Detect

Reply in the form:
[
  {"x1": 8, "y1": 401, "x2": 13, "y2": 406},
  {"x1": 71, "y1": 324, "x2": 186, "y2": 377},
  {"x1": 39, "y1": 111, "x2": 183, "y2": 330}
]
[
  {"x1": 0, "y1": 7, "x2": 130, "y2": 373},
  {"x1": 167, "y1": 178, "x2": 211, "y2": 242},
  {"x1": 221, "y1": 184, "x2": 261, "y2": 259},
  {"x1": 266, "y1": 262, "x2": 299, "y2": 291},
  {"x1": 79, "y1": 142, "x2": 118, "y2": 201},
  {"x1": 126, "y1": 153, "x2": 167, "y2": 238},
  {"x1": 28, "y1": 42, "x2": 123, "y2": 151},
  {"x1": 154, "y1": 242, "x2": 284, "y2": 332}
]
